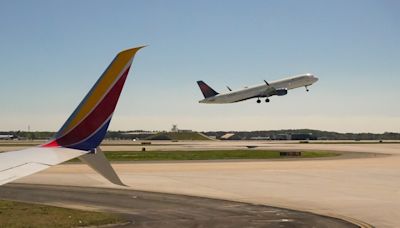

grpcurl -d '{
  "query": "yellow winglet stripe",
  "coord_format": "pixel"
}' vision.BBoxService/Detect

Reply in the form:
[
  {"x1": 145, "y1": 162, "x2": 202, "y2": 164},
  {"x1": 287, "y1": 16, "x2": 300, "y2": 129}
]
[{"x1": 60, "y1": 47, "x2": 143, "y2": 135}]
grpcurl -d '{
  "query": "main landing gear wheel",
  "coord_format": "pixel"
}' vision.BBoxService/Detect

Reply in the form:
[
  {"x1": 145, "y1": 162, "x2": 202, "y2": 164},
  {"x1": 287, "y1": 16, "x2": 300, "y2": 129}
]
[
  {"x1": 256, "y1": 99, "x2": 261, "y2": 103},
  {"x1": 265, "y1": 98, "x2": 270, "y2": 103}
]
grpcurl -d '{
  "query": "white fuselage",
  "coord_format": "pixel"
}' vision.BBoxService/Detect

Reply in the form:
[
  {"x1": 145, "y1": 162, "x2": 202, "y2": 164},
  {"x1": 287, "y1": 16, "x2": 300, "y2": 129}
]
[{"x1": 199, "y1": 74, "x2": 318, "y2": 104}]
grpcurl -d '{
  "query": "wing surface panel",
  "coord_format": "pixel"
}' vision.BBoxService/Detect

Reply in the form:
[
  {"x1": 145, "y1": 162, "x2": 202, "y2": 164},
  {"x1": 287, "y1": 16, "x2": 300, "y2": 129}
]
[{"x1": 0, "y1": 147, "x2": 88, "y2": 185}]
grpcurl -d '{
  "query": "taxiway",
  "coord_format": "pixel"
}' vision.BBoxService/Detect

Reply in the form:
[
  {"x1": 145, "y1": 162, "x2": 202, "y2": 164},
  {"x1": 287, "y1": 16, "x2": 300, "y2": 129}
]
[{"x1": 3, "y1": 141, "x2": 400, "y2": 227}]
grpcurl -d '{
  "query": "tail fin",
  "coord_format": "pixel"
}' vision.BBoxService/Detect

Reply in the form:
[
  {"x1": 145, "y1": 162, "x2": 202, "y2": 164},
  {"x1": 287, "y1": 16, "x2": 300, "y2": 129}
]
[
  {"x1": 43, "y1": 46, "x2": 145, "y2": 151},
  {"x1": 197, "y1": 81, "x2": 219, "y2": 98}
]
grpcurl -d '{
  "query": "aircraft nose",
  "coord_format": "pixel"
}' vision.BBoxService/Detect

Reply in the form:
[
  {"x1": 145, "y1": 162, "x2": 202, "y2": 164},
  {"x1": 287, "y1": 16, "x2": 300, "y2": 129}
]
[{"x1": 312, "y1": 76, "x2": 319, "y2": 83}]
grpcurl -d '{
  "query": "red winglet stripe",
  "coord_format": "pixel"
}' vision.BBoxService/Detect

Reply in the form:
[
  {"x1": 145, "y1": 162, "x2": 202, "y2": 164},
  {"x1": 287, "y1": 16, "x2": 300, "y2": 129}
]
[{"x1": 42, "y1": 66, "x2": 130, "y2": 147}]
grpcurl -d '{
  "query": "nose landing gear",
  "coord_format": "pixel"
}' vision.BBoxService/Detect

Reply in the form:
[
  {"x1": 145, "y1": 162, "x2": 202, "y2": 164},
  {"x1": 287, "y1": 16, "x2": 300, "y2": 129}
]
[
  {"x1": 305, "y1": 85, "x2": 309, "y2": 92},
  {"x1": 265, "y1": 98, "x2": 270, "y2": 103}
]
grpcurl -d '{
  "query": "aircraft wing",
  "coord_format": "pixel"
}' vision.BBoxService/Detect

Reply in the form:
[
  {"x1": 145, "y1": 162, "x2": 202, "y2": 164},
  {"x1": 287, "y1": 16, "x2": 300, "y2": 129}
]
[
  {"x1": 0, "y1": 46, "x2": 144, "y2": 186},
  {"x1": 265, "y1": 85, "x2": 276, "y2": 95},
  {"x1": 0, "y1": 147, "x2": 88, "y2": 185},
  {"x1": 263, "y1": 84, "x2": 288, "y2": 97}
]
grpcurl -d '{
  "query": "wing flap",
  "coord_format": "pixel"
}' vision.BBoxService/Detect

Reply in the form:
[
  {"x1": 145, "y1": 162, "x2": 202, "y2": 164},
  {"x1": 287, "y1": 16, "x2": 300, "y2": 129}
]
[{"x1": 0, "y1": 147, "x2": 88, "y2": 185}]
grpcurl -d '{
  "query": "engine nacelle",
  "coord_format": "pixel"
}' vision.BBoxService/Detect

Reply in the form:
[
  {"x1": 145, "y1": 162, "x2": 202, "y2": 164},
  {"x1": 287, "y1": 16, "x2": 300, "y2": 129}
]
[{"x1": 275, "y1": 88, "x2": 288, "y2": 96}]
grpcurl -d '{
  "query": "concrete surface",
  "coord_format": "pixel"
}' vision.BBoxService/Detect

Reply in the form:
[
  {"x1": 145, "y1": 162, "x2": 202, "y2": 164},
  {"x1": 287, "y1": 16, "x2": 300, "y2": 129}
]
[{"x1": 5, "y1": 141, "x2": 400, "y2": 227}]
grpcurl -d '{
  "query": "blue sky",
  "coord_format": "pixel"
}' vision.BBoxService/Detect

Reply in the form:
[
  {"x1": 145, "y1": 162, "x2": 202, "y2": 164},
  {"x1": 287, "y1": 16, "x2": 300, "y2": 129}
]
[{"x1": 0, "y1": 0, "x2": 399, "y2": 133}]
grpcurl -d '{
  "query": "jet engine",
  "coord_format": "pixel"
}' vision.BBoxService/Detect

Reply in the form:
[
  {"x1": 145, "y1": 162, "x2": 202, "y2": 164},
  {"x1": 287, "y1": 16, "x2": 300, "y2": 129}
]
[{"x1": 275, "y1": 88, "x2": 288, "y2": 96}]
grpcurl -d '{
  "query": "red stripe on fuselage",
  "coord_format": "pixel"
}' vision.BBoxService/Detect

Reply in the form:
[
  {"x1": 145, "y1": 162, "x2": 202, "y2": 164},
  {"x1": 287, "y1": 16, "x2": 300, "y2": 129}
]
[{"x1": 44, "y1": 67, "x2": 130, "y2": 147}]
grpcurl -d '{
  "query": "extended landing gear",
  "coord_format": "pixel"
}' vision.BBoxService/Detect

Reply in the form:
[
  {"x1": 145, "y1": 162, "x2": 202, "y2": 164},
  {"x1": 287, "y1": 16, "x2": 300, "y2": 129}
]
[
  {"x1": 305, "y1": 85, "x2": 309, "y2": 92},
  {"x1": 256, "y1": 98, "x2": 269, "y2": 103}
]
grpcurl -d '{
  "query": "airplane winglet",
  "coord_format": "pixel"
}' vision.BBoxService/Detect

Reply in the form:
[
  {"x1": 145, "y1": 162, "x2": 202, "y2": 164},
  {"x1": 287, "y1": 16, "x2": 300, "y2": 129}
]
[
  {"x1": 79, "y1": 147, "x2": 126, "y2": 186},
  {"x1": 43, "y1": 46, "x2": 145, "y2": 151},
  {"x1": 41, "y1": 46, "x2": 145, "y2": 186}
]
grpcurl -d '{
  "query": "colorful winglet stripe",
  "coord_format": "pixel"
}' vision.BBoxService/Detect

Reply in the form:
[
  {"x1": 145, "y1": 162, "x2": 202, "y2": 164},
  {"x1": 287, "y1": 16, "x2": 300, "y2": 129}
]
[{"x1": 43, "y1": 46, "x2": 144, "y2": 151}]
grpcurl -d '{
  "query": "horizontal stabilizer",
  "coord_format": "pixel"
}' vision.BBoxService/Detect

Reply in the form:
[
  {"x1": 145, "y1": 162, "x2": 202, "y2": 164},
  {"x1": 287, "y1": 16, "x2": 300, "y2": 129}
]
[{"x1": 197, "y1": 81, "x2": 219, "y2": 98}]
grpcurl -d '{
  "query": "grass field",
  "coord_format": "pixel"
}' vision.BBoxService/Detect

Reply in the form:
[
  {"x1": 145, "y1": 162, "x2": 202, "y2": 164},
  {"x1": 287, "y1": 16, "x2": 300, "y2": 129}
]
[
  {"x1": 307, "y1": 141, "x2": 400, "y2": 144},
  {"x1": 100, "y1": 150, "x2": 338, "y2": 161},
  {"x1": 0, "y1": 200, "x2": 123, "y2": 227},
  {"x1": 146, "y1": 132, "x2": 211, "y2": 140},
  {"x1": 1, "y1": 140, "x2": 399, "y2": 148}
]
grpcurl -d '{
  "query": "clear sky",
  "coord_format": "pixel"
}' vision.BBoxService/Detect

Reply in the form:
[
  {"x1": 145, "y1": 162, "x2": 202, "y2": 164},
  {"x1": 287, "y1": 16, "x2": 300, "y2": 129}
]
[{"x1": 0, "y1": 0, "x2": 399, "y2": 133}]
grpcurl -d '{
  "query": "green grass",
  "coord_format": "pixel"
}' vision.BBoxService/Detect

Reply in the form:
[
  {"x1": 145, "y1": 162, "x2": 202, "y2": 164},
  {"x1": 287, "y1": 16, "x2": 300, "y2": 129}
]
[
  {"x1": 0, "y1": 143, "x2": 41, "y2": 147},
  {"x1": 146, "y1": 132, "x2": 211, "y2": 140},
  {"x1": 307, "y1": 141, "x2": 400, "y2": 144},
  {"x1": 0, "y1": 200, "x2": 124, "y2": 228},
  {"x1": 102, "y1": 150, "x2": 338, "y2": 161}
]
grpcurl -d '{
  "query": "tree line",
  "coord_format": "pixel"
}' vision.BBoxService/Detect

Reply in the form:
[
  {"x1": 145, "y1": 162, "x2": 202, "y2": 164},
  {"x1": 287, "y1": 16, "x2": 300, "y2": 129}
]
[{"x1": 1, "y1": 129, "x2": 399, "y2": 140}]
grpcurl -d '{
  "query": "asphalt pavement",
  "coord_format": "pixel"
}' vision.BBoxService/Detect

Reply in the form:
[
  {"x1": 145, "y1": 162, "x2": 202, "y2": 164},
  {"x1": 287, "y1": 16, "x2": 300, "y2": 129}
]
[{"x1": 0, "y1": 183, "x2": 357, "y2": 228}]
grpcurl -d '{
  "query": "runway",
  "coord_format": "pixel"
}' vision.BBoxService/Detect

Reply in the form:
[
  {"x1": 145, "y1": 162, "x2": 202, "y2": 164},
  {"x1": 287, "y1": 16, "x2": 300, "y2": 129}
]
[
  {"x1": 0, "y1": 183, "x2": 356, "y2": 228},
  {"x1": 4, "y1": 141, "x2": 400, "y2": 227}
]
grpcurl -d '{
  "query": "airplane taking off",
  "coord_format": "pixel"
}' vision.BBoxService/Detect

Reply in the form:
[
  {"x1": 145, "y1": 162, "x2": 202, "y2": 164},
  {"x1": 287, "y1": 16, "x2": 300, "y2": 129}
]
[
  {"x1": 0, "y1": 46, "x2": 144, "y2": 186},
  {"x1": 197, "y1": 74, "x2": 318, "y2": 104}
]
